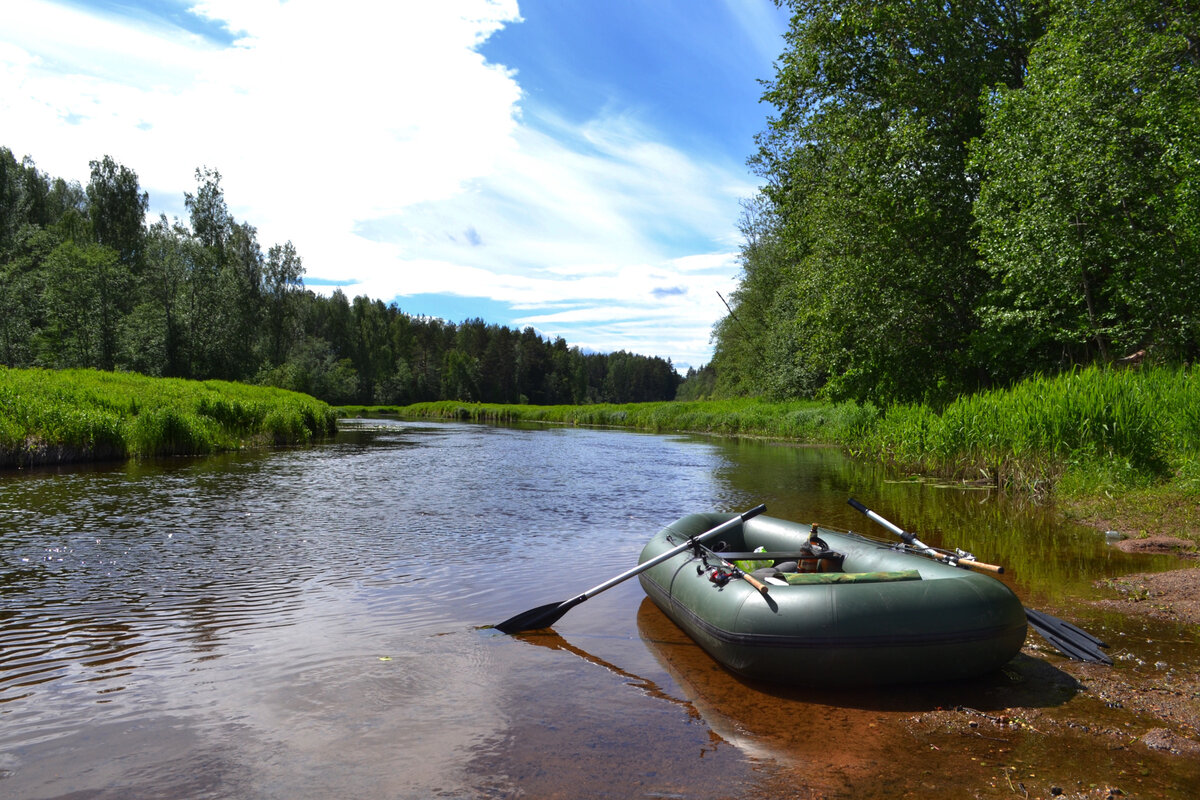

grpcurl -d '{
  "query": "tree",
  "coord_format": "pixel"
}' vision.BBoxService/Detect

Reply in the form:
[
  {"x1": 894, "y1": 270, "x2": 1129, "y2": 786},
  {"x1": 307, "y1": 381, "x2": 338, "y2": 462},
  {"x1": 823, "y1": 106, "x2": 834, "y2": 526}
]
[
  {"x1": 971, "y1": 0, "x2": 1200, "y2": 371},
  {"x1": 711, "y1": 197, "x2": 809, "y2": 398},
  {"x1": 137, "y1": 216, "x2": 200, "y2": 376},
  {"x1": 351, "y1": 296, "x2": 394, "y2": 403},
  {"x1": 184, "y1": 167, "x2": 232, "y2": 256},
  {"x1": 39, "y1": 240, "x2": 129, "y2": 369},
  {"x1": 263, "y1": 240, "x2": 303, "y2": 366},
  {"x1": 736, "y1": 0, "x2": 1045, "y2": 402},
  {"x1": 0, "y1": 148, "x2": 27, "y2": 258},
  {"x1": 441, "y1": 349, "x2": 480, "y2": 401},
  {"x1": 86, "y1": 156, "x2": 148, "y2": 269}
]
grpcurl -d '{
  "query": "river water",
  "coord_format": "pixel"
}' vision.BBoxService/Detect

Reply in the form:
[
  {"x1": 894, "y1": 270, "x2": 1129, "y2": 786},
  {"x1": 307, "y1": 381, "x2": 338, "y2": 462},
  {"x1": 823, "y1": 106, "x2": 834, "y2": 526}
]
[{"x1": 1, "y1": 419, "x2": 1196, "y2": 799}]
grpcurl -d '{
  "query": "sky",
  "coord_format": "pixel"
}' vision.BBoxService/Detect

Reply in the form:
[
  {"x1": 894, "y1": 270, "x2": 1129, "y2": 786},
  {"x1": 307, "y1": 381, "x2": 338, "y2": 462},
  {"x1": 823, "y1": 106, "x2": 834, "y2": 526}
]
[{"x1": 1, "y1": 0, "x2": 790, "y2": 372}]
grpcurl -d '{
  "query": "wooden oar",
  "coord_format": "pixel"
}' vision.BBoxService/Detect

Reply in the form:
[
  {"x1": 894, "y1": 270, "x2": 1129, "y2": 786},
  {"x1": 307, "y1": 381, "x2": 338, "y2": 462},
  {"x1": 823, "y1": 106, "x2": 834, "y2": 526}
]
[
  {"x1": 848, "y1": 498, "x2": 1112, "y2": 665},
  {"x1": 493, "y1": 504, "x2": 767, "y2": 634}
]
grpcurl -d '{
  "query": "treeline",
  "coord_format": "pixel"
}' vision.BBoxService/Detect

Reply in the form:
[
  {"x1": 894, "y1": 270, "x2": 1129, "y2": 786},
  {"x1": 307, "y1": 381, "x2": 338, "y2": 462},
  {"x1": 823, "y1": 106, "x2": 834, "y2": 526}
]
[
  {"x1": 0, "y1": 149, "x2": 681, "y2": 405},
  {"x1": 708, "y1": 0, "x2": 1200, "y2": 405}
]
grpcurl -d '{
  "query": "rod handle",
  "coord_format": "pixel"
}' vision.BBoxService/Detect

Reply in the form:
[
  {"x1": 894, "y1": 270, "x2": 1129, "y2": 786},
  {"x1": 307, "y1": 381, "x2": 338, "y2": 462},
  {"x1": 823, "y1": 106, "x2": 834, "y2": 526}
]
[
  {"x1": 958, "y1": 559, "x2": 1004, "y2": 574},
  {"x1": 739, "y1": 571, "x2": 770, "y2": 594}
]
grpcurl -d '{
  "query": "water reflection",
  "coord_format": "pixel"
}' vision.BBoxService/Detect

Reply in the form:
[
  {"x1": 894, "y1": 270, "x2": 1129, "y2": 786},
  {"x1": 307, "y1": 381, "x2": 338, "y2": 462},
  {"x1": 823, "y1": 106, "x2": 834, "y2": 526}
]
[
  {"x1": 708, "y1": 437, "x2": 1182, "y2": 599},
  {"x1": 0, "y1": 419, "x2": 753, "y2": 797},
  {"x1": 0, "y1": 419, "x2": 1195, "y2": 799}
]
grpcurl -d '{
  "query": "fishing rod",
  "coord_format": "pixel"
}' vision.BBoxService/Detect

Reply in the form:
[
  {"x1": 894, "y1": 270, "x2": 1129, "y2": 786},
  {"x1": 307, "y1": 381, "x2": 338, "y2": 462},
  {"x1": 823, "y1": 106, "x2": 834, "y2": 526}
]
[
  {"x1": 847, "y1": 498, "x2": 1112, "y2": 665},
  {"x1": 847, "y1": 498, "x2": 1004, "y2": 573}
]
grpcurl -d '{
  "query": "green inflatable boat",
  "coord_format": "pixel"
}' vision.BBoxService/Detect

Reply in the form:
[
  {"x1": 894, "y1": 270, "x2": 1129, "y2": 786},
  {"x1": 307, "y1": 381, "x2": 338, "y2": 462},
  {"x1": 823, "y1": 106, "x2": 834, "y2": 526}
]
[{"x1": 637, "y1": 511, "x2": 1028, "y2": 686}]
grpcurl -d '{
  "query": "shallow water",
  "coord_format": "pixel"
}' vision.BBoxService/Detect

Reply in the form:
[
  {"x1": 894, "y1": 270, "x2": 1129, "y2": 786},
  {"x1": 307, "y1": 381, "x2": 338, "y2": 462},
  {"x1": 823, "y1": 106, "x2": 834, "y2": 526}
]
[{"x1": 1, "y1": 419, "x2": 1196, "y2": 798}]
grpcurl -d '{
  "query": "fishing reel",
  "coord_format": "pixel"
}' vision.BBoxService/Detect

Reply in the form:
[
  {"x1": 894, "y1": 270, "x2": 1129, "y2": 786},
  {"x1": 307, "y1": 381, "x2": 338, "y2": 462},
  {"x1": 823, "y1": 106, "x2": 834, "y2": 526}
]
[{"x1": 706, "y1": 567, "x2": 734, "y2": 586}]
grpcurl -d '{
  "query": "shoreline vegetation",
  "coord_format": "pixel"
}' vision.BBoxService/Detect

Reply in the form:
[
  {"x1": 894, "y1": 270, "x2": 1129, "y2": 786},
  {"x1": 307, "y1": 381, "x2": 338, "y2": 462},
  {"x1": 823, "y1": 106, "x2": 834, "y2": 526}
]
[
  {"x1": 0, "y1": 367, "x2": 337, "y2": 469},
  {"x1": 2, "y1": 365, "x2": 1195, "y2": 548},
  {"x1": 343, "y1": 365, "x2": 1199, "y2": 547}
]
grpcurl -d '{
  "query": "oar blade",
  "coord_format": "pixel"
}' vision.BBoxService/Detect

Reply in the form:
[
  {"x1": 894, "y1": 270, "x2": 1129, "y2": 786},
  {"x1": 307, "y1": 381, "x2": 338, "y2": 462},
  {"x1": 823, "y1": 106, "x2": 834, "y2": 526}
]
[
  {"x1": 1026, "y1": 608, "x2": 1112, "y2": 665},
  {"x1": 493, "y1": 504, "x2": 768, "y2": 635},
  {"x1": 494, "y1": 601, "x2": 568, "y2": 635},
  {"x1": 1026, "y1": 607, "x2": 1109, "y2": 649},
  {"x1": 494, "y1": 598, "x2": 579, "y2": 635}
]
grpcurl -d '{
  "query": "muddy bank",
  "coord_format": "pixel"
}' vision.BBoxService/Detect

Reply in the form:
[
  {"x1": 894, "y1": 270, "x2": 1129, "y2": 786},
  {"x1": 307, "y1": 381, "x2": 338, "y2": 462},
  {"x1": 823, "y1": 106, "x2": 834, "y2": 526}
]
[
  {"x1": 1096, "y1": 564, "x2": 1200, "y2": 627},
  {"x1": 899, "y1": 524, "x2": 1200, "y2": 800},
  {"x1": 1110, "y1": 535, "x2": 1199, "y2": 559}
]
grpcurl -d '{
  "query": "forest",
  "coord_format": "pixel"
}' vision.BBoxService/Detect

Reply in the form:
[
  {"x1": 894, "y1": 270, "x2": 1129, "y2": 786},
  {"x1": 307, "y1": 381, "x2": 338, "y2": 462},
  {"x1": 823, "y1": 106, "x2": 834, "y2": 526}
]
[
  {"x1": 709, "y1": 0, "x2": 1199, "y2": 405},
  {"x1": 0, "y1": 153, "x2": 680, "y2": 406},
  {"x1": 5, "y1": 0, "x2": 1196, "y2": 413}
]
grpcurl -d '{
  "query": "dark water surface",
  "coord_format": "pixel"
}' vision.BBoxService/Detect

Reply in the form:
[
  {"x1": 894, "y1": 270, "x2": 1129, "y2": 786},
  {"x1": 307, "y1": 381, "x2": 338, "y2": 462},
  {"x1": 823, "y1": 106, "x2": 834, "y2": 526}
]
[{"x1": 1, "y1": 419, "x2": 1196, "y2": 798}]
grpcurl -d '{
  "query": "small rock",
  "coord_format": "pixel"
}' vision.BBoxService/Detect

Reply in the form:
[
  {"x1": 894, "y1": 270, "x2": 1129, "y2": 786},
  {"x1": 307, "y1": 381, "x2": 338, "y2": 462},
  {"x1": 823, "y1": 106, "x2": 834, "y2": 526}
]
[{"x1": 1141, "y1": 728, "x2": 1200, "y2": 755}]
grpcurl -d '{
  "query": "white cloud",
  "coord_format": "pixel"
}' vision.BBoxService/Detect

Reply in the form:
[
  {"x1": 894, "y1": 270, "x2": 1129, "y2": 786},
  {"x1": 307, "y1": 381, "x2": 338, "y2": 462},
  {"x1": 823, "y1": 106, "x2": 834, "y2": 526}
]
[{"x1": 1, "y1": 0, "x2": 755, "y2": 368}]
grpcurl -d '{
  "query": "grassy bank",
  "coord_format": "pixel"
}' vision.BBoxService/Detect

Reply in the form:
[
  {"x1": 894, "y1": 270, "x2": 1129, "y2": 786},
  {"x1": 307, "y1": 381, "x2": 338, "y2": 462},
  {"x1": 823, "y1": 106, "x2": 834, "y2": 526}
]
[
  {"x1": 1, "y1": 367, "x2": 337, "y2": 468},
  {"x1": 339, "y1": 397, "x2": 881, "y2": 442},
  {"x1": 861, "y1": 366, "x2": 1199, "y2": 497},
  {"x1": 345, "y1": 366, "x2": 1198, "y2": 540}
]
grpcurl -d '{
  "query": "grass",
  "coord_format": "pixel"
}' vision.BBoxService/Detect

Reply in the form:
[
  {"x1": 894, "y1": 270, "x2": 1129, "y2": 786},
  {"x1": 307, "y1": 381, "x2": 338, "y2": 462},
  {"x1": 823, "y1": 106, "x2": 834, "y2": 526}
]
[
  {"x1": 340, "y1": 397, "x2": 881, "y2": 443},
  {"x1": 859, "y1": 366, "x2": 1199, "y2": 498},
  {"x1": 345, "y1": 366, "x2": 1199, "y2": 543},
  {"x1": 7, "y1": 365, "x2": 1190, "y2": 542},
  {"x1": 1, "y1": 367, "x2": 338, "y2": 468},
  {"x1": 345, "y1": 367, "x2": 1199, "y2": 495}
]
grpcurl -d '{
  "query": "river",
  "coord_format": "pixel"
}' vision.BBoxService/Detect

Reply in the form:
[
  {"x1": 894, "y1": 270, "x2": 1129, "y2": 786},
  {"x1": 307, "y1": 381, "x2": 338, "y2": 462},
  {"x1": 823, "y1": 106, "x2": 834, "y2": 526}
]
[{"x1": 1, "y1": 418, "x2": 1196, "y2": 798}]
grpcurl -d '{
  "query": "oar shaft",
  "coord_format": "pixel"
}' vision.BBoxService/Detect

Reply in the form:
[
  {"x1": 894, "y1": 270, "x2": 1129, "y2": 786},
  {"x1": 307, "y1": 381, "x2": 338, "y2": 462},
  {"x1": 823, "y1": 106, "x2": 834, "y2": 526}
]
[
  {"x1": 848, "y1": 498, "x2": 918, "y2": 544},
  {"x1": 574, "y1": 504, "x2": 767, "y2": 601},
  {"x1": 495, "y1": 504, "x2": 767, "y2": 634}
]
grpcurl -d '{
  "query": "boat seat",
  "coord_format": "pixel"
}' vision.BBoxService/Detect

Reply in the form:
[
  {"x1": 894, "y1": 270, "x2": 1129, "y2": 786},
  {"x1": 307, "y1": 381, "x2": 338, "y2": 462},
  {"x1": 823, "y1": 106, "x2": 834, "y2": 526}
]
[
  {"x1": 781, "y1": 570, "x2": 922, "y2": 585},
  {"x1": 732, "y1": 550, "x2": 846, "y2": 576}
]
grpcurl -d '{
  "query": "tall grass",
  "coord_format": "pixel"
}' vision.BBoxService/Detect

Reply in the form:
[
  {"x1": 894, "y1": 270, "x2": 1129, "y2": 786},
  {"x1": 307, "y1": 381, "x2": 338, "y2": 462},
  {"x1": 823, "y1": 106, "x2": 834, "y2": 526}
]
[
  {"x1": 1, "y1": 367, "x2": 338, "y2": 468},
  {"x1": 345, "y1": 397, "x2": 881, "y2": 443},
  {"x1": 349, "y1": 365, "x2": 1199, "y2": 497},
  {"x1": 859, "y1": 366, "x2": 1198, "y2": 495}
]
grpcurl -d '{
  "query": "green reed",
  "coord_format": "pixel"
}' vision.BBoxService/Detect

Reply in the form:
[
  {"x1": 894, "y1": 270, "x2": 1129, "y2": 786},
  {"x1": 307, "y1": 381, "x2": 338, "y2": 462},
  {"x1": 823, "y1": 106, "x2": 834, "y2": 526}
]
[
  {"x1": 352, "y1": 365, "x2": 1198, "y2": 497},
  {"x1": 1, "y1": 367, "x2": 338, "y2": 467},
  {"x1": 860, "y1": 366, "x2": 1198, "y2": 494},
  {"x1": 346, "y1": 397, "x2": 880, "y2": 443}
]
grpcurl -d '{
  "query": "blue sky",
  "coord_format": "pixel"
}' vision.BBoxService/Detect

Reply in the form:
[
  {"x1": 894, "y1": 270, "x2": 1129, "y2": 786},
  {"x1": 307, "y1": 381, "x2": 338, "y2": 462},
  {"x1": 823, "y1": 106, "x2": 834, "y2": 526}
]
[{"x1": 2, "y1": 0, "x2": 789, "y2": 371}]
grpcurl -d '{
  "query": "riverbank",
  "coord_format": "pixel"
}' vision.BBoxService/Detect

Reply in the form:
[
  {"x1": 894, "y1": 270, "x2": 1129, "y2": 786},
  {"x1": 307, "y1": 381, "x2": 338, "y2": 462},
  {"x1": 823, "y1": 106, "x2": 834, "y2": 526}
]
[
  {"x1": 343, "y1": 366, "x2": 1200, "y2": 549},
  {"x1": 1, "y1": 367, "x2": 337, "y2": 468}
]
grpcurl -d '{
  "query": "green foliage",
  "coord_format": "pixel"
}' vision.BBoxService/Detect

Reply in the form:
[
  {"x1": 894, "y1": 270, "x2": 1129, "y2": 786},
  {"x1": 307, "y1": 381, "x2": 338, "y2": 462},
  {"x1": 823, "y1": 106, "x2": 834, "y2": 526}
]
[
  {"x1": 370, "y1": 365, "x2": 1198, "y2": 499},
  {"x1": 712, "y1": 0, "x2": 1199, "y2": 404},
  {"x1": 371, "y1": 396, "x2": 880, "y2": 443},
  {"x1": 1, "y1": 148, "x2": 681, "y2": 407},
  {"x1": 971, "y1": 0, "x2": 1200, "y2": 373},
  {"x1": 0, "y1": 366, "x2": 337, "y2": 467},
  {"x1": 730, "y1": 0, "x2": 1046, "y2": 404},
  {"x1": 87, "y1": 155, "x2": 148, "y2": 268}
]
